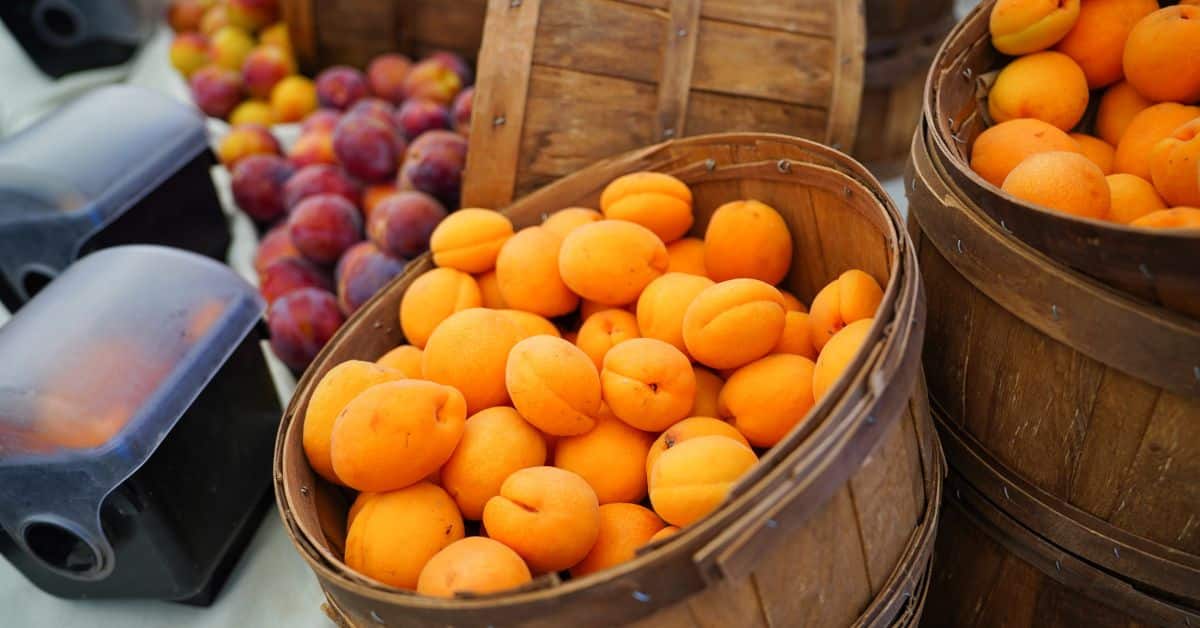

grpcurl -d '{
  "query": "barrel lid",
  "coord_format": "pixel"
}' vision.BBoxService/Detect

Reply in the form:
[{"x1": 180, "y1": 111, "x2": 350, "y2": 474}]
[{"x1": 0, "y1": 245, "x2": 262, "y2": 580}]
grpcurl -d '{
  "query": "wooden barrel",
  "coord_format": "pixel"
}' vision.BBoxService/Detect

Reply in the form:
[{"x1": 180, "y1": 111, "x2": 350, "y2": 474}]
[
  {"x1": 852, "y1": 0, "x2": 955, "y2": 177},
  {"x1": 924, "y1": 0, "x2": 1200, "y2": 319},
  {"x1": 461, "y1": 0, "x2": 866, "y2": 208},
  {"x1": 280, "y1": 0, "x2": 487, "y2": 74},
  {"x1": 907, "y1": 119, "x2": 1200, "y2": 626},
  {"x1": 275, "y1": 133, "x2": 941, "y2": 627}
]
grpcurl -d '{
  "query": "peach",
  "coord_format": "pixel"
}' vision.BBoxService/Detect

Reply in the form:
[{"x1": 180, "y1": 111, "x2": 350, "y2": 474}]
[
  {"x1": 690, "y1": 367, "x2": 723, "y2": 418},
  {"x1": 302, "y1": 109, "x2": 342, "y2": 135},
  {"x1": 988, "y1": 52, "x2": 1089, "y2": 132},
  {"x1": 541, "y1": 207, "x2": 602, "y2": 239},
  {"x1": 808, "y1": 270, "x2": 884, "y2": 351},
  {"x1": 496, "y1": 226, "x2": 579, "y2": 317},
  {"x1": 267, "y1": 288, "x2": 344, "y2": 371},
  {"x1": 199, "y1": 4, "x2": 229, "y2": 36},
  {"x1": 576, "y1": 308, "x2": 640, "y2": 370},
  {"x1": 665, "y1": 237, "x2": 706, "y2": 276},
  {"x1": 648, "y1": 436, "x2": 758, "y2": 527},
  {"x1": 505, "y1": 336, "x2": 602, "y2": 436},
  {"x1": 402, "y1": 58, "x2": 464, "y2": 106},
  {"x1": 1122, "y1": 6, "x2": 1200, "y2": 104},
  {"x1": 376, "y1": 344, "x2": 423, "y2": 378},
  {"x1": 287, "y1": 132, "x2": 336, "y2": 168},
  {"x1": 1106, "y1": 173, "x2": 1167, "y2": 224},
  {"x1": 229, "y1": 100, "x2": 274, "y2": 126},
  {"x1": 1071, "y1": 134, "x2": 1115, "y2": 175},
  {"x1": 1113, "y1": 103, "x2": 1200, "y2": 180},
  {"x1": 169, "y1": 32, "x2": 210, "y2": 77},
  {"x1": 315, "y1": 66, "x2": 369, "y2": 110},
  {"x1": 429, "y1": 209, "x2": 514, "y2": 273},
  {"x1": 570, "y1": 503, "x2": 665, "y2": 577},
  {"x1": 398, "y1": 130, "x2": 468, "y2": 209},
  {"x1": 189, "y1": 65, "x2": 242, "y2": 119},
  {"x1": 231, "y1": 153, "x2": 293, "y2": 222},
  {"x1": 361, "y1": 183, "x2": 398, "y2": 220},
  {"x1": 303, "y1": 360, "x2": 403, "y2": 484},
  {"x1": 970, "y1": 118, "x2": 1081, "y2": 187},
  {"x1": 168, "y1": 0, "x2": 212, "y2": 33},
  {"x1": 559, "y1": 221, "x2": 668, "y2": 305},
  {"x1": 259, "y1": 22, "x2": 290, "y2": 53},
  {"x1": 398, "y1": 268, "x2": 482, "y2": 348},
  {"x1": 208, "y1": 26, "x2": 254, "y2": 71},
  {"x1": 216, "y1": 123, "x2": 280, "y2": 168},
  {"x1": 555, "y1": 408, "x2": 655, "y2": 504},
  {"x1": 345, "y1": 482, "x2": 464, "y2": 590},
  {"x1": 330, "y1": 380, "x2": 466, "y2": 492},
  {"x1": 428, "y1": 51, "x2": 473, "y2": 86},
  {"x1": 288, "y1": 194, "x2": 363, "y2": 264},
  {"x1": 1055, "y1": 0, "x2": 1157, "y2": 88},
  {"x1": 989, "y1": 0, "x2": 1080, "y2": 55},
  {"x1": 476, "y1": 270, "x2": 507, "y2": 309},
  {"x1": 704, "y1": 200, "x2": 793, "y2": 284},
  {"x1": 368, "y1": 191, "x2": 447, "y2": 259},
  {"x1": 682, "y1": 279, "x2": 787, "y2": 369},
  {"x1": 367, "y1": 53, "x2": 413, "y2": 105},
  {"x1": 417, "y1": 537, "x2": 532, "y2": 597},
  {"x1": 1130, "y1": 207, "x2": 1200, "y2": 229},
  {"x1": 600, "y1": 338, "x2": 695, "y2": 432},
  {"x1": 636, "y1": 272, "x2": 714, "y2": 357},
  {"x1": 720, "y1": 354, "x2": 817, "y2": 447},
  {"x1": 500, "y1": 309, "x2": 561, "y2": 339},
  {"x1": 774, "y1": 310, "x2": 817, "y2": 359},
  {"x1": 1002, "y1": 151, "x2": 1112, "y2": 219},
  {"x1": 253, "y1": 222, "x2": 300, "y2": 275},
  {"x1": 283, "y1": 164, "x2": 359, "y2": 209},
  {"x1": 241, "y1": 45, "x2": 294, "y2": 99},
  {"x1": 600, "y1": 172, "x2": 694, "y2": 242},
  {"x1": 645, "y1": 416, "x2": 750, "y2": 481},
  {"x1": 1095, "y1": 81, "x2": 1153, "y2": 146},
  {"x1": 1149, "y1": 119, "x2": 1200, "y2": 207},
  {"x1": 270, "y1": 75, "x2": 318, "y2": 122},
  {"x1": 336, "y1": 242, "x2": 406, "y2": 315},
  {"x1": 423, "y1": 308, "x2": 522, "y2": 413},
  {"x1": 441, "y1": 406, "x2": 547, "y2": 519},
  {"x1": 482, "y1": 466, "x2": 600, "y2": 573},
  {"x1": 647, "y1": 526, "x2": 679, "y2": 544},
  {"x1": 227, "y1": 0, "x2": 277, "y2": 32},
  {"x1": 813, "y1": 318, "x2": 875, "y2": 400}
]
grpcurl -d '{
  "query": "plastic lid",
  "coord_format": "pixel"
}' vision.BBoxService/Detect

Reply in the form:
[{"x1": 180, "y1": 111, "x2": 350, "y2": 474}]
[{"x1": 0, "y1": 245, "x2": 263, "y2": 579}]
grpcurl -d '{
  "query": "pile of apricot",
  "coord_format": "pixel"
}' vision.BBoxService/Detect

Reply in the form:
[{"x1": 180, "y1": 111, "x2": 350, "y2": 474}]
[
  {"x1": 974, "y1": 0, "x2": 1200, "y2": 229},
  {"x1": 301, "y1": 172, "x2": 884, "y2": 596}
]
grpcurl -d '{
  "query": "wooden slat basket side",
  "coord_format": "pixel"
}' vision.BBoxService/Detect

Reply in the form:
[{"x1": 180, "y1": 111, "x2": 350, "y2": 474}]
[
  {"x1": 461, "y1": 0, "x2": 866, "y2": 210},
  {"x1": 274, "y1": 133, "x2": 941, "y2": 627},
  {"x1": 280, "y1": 0, "x2": 488, "y2": 74},
  {"x1": 924, "y1": 0, "x2": 1200, "y2": 319},
  {"x1": 907, "y1": 122, "x2": 1200, "y2": 622}
]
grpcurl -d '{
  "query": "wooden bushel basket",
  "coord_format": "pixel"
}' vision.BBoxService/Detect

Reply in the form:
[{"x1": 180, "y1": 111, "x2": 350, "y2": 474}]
[
  {"x1": 275, "y1": 134, "x2": 942, "y2": 627},
  {"x1": 923, "y1": 0, "x2": 1200, "y2": 319},
  {"x1": 908, "y1": 121, "x2": 1200, "y2": 627}
]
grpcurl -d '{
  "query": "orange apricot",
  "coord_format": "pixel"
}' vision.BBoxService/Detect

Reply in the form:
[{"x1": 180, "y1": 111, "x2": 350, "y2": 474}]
[
  {"x1": 647, "y1": 526, "x2": 679, "y2": 544},
  {"x1": 1002, "y1": 151, "x2": 1111, "y2": 220},
  {"x1": 1106, "y1": 173, "x2": 1168, "y2": 224},
  {"x1": 1114, "y1": 103, "x2": 1200, "y2": 180},
  {"x1": 345, "y1": 482, "x2": 464, "y2": 590},
  {"x1": 989, "y1": 0, "x2": 1081, "y2": 55},
  {"x1": 1129, "y1": 207, "x2": 1200, "y2": 230},
  {"x1": 482, "y1": 466, "x2": 601, "y2": 573},
  {"x1": 703, "y1": 200, "x2": 793, "y2": 284},
  {"x1": 970, "y1": 118, "x2": 1082, "y2": 187},
  {"x1": 780, "y1": 291, "x2": 807, "y2": 313},
  {"x1": 579, "y1": 298, "x2": 630, "y2": 321},
  {"x1": 570, "y1": 503, "x2": 665, "y2": 577},
  {"x1": 417, "y1": 537, "x2": 532, "y2": 597},
  {"x1": 808, "y1": 270, "x2": 884, "y2": 351},
  {"x1": 719, "y1": 354, "x2": 816, "y2": 447},
  {"x1": 347, "y1": 491, "x2": 377, "y2": 530},
  {"x1": 440, "y1": 406, "x2": 547, "y2": 520},
  {"x1": 1070, "y1": 133, "x2": 1115, "y2": 174},
  {"x1": 665, "y1": 237, "x2": 707, "y2": 276},
  {"x1": 690, "y1": 366, "x2": 723, "y2": 418},
  {"x1": 559, "y1": 220, "x2": 668, "y2": 305},
  {"x1": 542, "y1": 207, "x2": 603, "y2": 239},
  {"x1": 648, "y1": 436, "x2": 758, "y2": 527},
  {"x1": 505, "y1": 335, "x2": 602, "y2": 436},
  {"x1": 645, "y1": 416, "x2": 750, "y2": 481},
  {"x1": 774, "y1": 310, "x2": 817, "y2": 359},
  {"x1": 636, "y1": 272, "x2": 715, "y2": 357},
  {"x1": 476, "y1": 270, "x2": 507, "y2": 309},
  {"x1": 600, "y1": 172, "x2": 694, "y2": 243},
  {"x1": 399, "y1": 268, "x2": 482, "y2": 348},
  {"x1": 1095, "y1": 81, "x2": 1153, "y2": 146},
  {"x1": 500, "y1": 309, "x2": 561, "y2": 339},
  {"x1": 495, "y1": 226, "x2": 579, "y2": 317},
  {"x1": 1055, "y1": 0, "x2": 1157, "y2": 89},
  {"x1": 576, "y1": 308, "x2": 640, "y2": 370},
  {"x1": 422, "y1": 308, "x2": 522, "y2": 413},
  {"x1": 1149, "y1": 119, "x2": 1200, "y2": 207},
  {"x1": 554, "y1": 408, "x2": 656, "y2": 504},
  {"x1": 681, "y1": 278, "x2": 787, "y2": 370},
  {"x1": 375, "y1": 344, "x2": 423, "y2": 378},
  {"x1": 330, "y1": 380, "x2": 467, "y2": 492},
  {"x1": 1122, "y1": 6, "x2": 1200, "y2": 104},
  {"x1": 988, "y1": 51, "x2": 1089, "y2": 132},
  {"x1": 303, "y1": 360, "x2": 405, "y2": 484},
  {"x1": 429, "y1": 209, "x2": 514, "y2": 273},
  {"x1": 600, "y1": 338, "x2": 696, "y2": 432},
  {"x1": 813, "y1": 318, "x2": 875, "y2": 401}
]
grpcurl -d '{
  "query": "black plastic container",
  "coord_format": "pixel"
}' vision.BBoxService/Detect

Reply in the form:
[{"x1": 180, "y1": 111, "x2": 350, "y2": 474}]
[
  {"x1": 0, "y1": 0, "x2": 158, "y2": 78},
  {"x1": 0, "y1": 85, "x2": 230, "y2": 311},
  {"x1": 0, "y1": 245, "x2": 280, "y2": 606}
]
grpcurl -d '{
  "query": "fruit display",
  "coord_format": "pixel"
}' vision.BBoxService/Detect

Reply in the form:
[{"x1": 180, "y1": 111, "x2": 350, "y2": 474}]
[
  {"x1": 972, "y1": 1, "x2": 1200, "y2": 230},
  {"x1": 300, "y1": 171, "x2": 885, "y2": 595}
]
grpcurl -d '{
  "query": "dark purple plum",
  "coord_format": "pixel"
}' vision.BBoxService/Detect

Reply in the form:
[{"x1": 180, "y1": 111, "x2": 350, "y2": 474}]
[
  {"x1": 397, "y1": 130, "x2": 467, "y2": 209},
  {"x1": 367, "y1": 190, "x2": 447, "y2": 258},
  {"x1": 394, "y1": 98, "x2": 450, "y2": 141},
  {"x1": 282, "y1": 164, "x2": 360, "y2": 210},
  {"x1": 451, "y1": 87, "x2": 473, "y2": 138},
  {"x1": 231, "y1": 154, "x2": 295, "y2": 222},
  {"x1": 287, "y1": 194, "x2": 363, "y2": 264},
  {"x1": 315, "y1": 65, "x2": 368, "y2": 110},
  {"x1": 259, "y1": 256, "x2": 333, "y2": 304},
  {"x1": 253, "y1": 223, "x2": 301, "y2": 275},
  {"x1": 333, "y1": 114, "x2": 402, "y2": 183},
  {"x1": 335, "y1": 241, "x2": 406, "y2": 314},
  {"x1": 267, "y1": 288, "x2": 345, "y2": 371}
]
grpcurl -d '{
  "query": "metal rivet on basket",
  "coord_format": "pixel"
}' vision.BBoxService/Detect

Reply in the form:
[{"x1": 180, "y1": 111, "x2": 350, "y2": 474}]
[
  {"x1": 1002, "y1": 485, "x2": 1010, "y2": 500},
  {"x1": 962, "y1": 68, "x2": 973, "y2": 81},
  {"x1": 632, "y1": 591, "x2": 651, "y2": 603},
  {"x1": 704, "y1": 158, "x2": 716, "y2": 171},
  {"x1": 1139, "y1": 263, "x2": 1153, "y2": 279},
  {"x1": 956, "y1": 239, "x2": 963, "y2": 254},
  {"x1": 662, "y1": 128, "x2": 675, "y2": 138},
  {"x1": 1051, "y1": 304, "x2": 1060, "y2": 321},
  {"x1": 777, "y1": 160, "x2": 791, "y2": 174},
  {"x1": 370, "y1": 610, "x2": 385, "y2": 624},
  {"x1": 1054, "y1": 559, "x2": 1061, "y2": 572},
  {"x1": 955, "y1": 488, "x2": 961, "y2": 501},
  {"x1": 372, "y1": 321, "x2": 382, "y2": 329},
  {"x1": 493, "y1": 115, "x2": 506, "y2": 127},
  {"x1": 1193, "y1": 366, "x2": 1200, "y2": 382},
  {"x1": 300, "y1": 486, "x2": 310, "y2": 496},
  {"x1": 1113, "y1": 547, "x2": 1120, "y2": 559},
  {"x1": 831, "y1": 142, "x2": 842, "y2": 151},
  {"x1": 766, "y1": 519, "x2": 778, "y2": 529},
  {"x1": 1000, "y1": 219, "x2": 1011, "y2": 233},
  {"x1": 677, "y1": 28, "x2": 687, "y2": 37}
]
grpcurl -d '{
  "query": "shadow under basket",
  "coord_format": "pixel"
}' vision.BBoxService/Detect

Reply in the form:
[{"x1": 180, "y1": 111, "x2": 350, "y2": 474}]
[
  {"x1": 275, "y1": 133, "x2": 941, "y2": 627},
  {"x1": 924, "y1": 0, "x2": 1200, "y2": 320}
]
